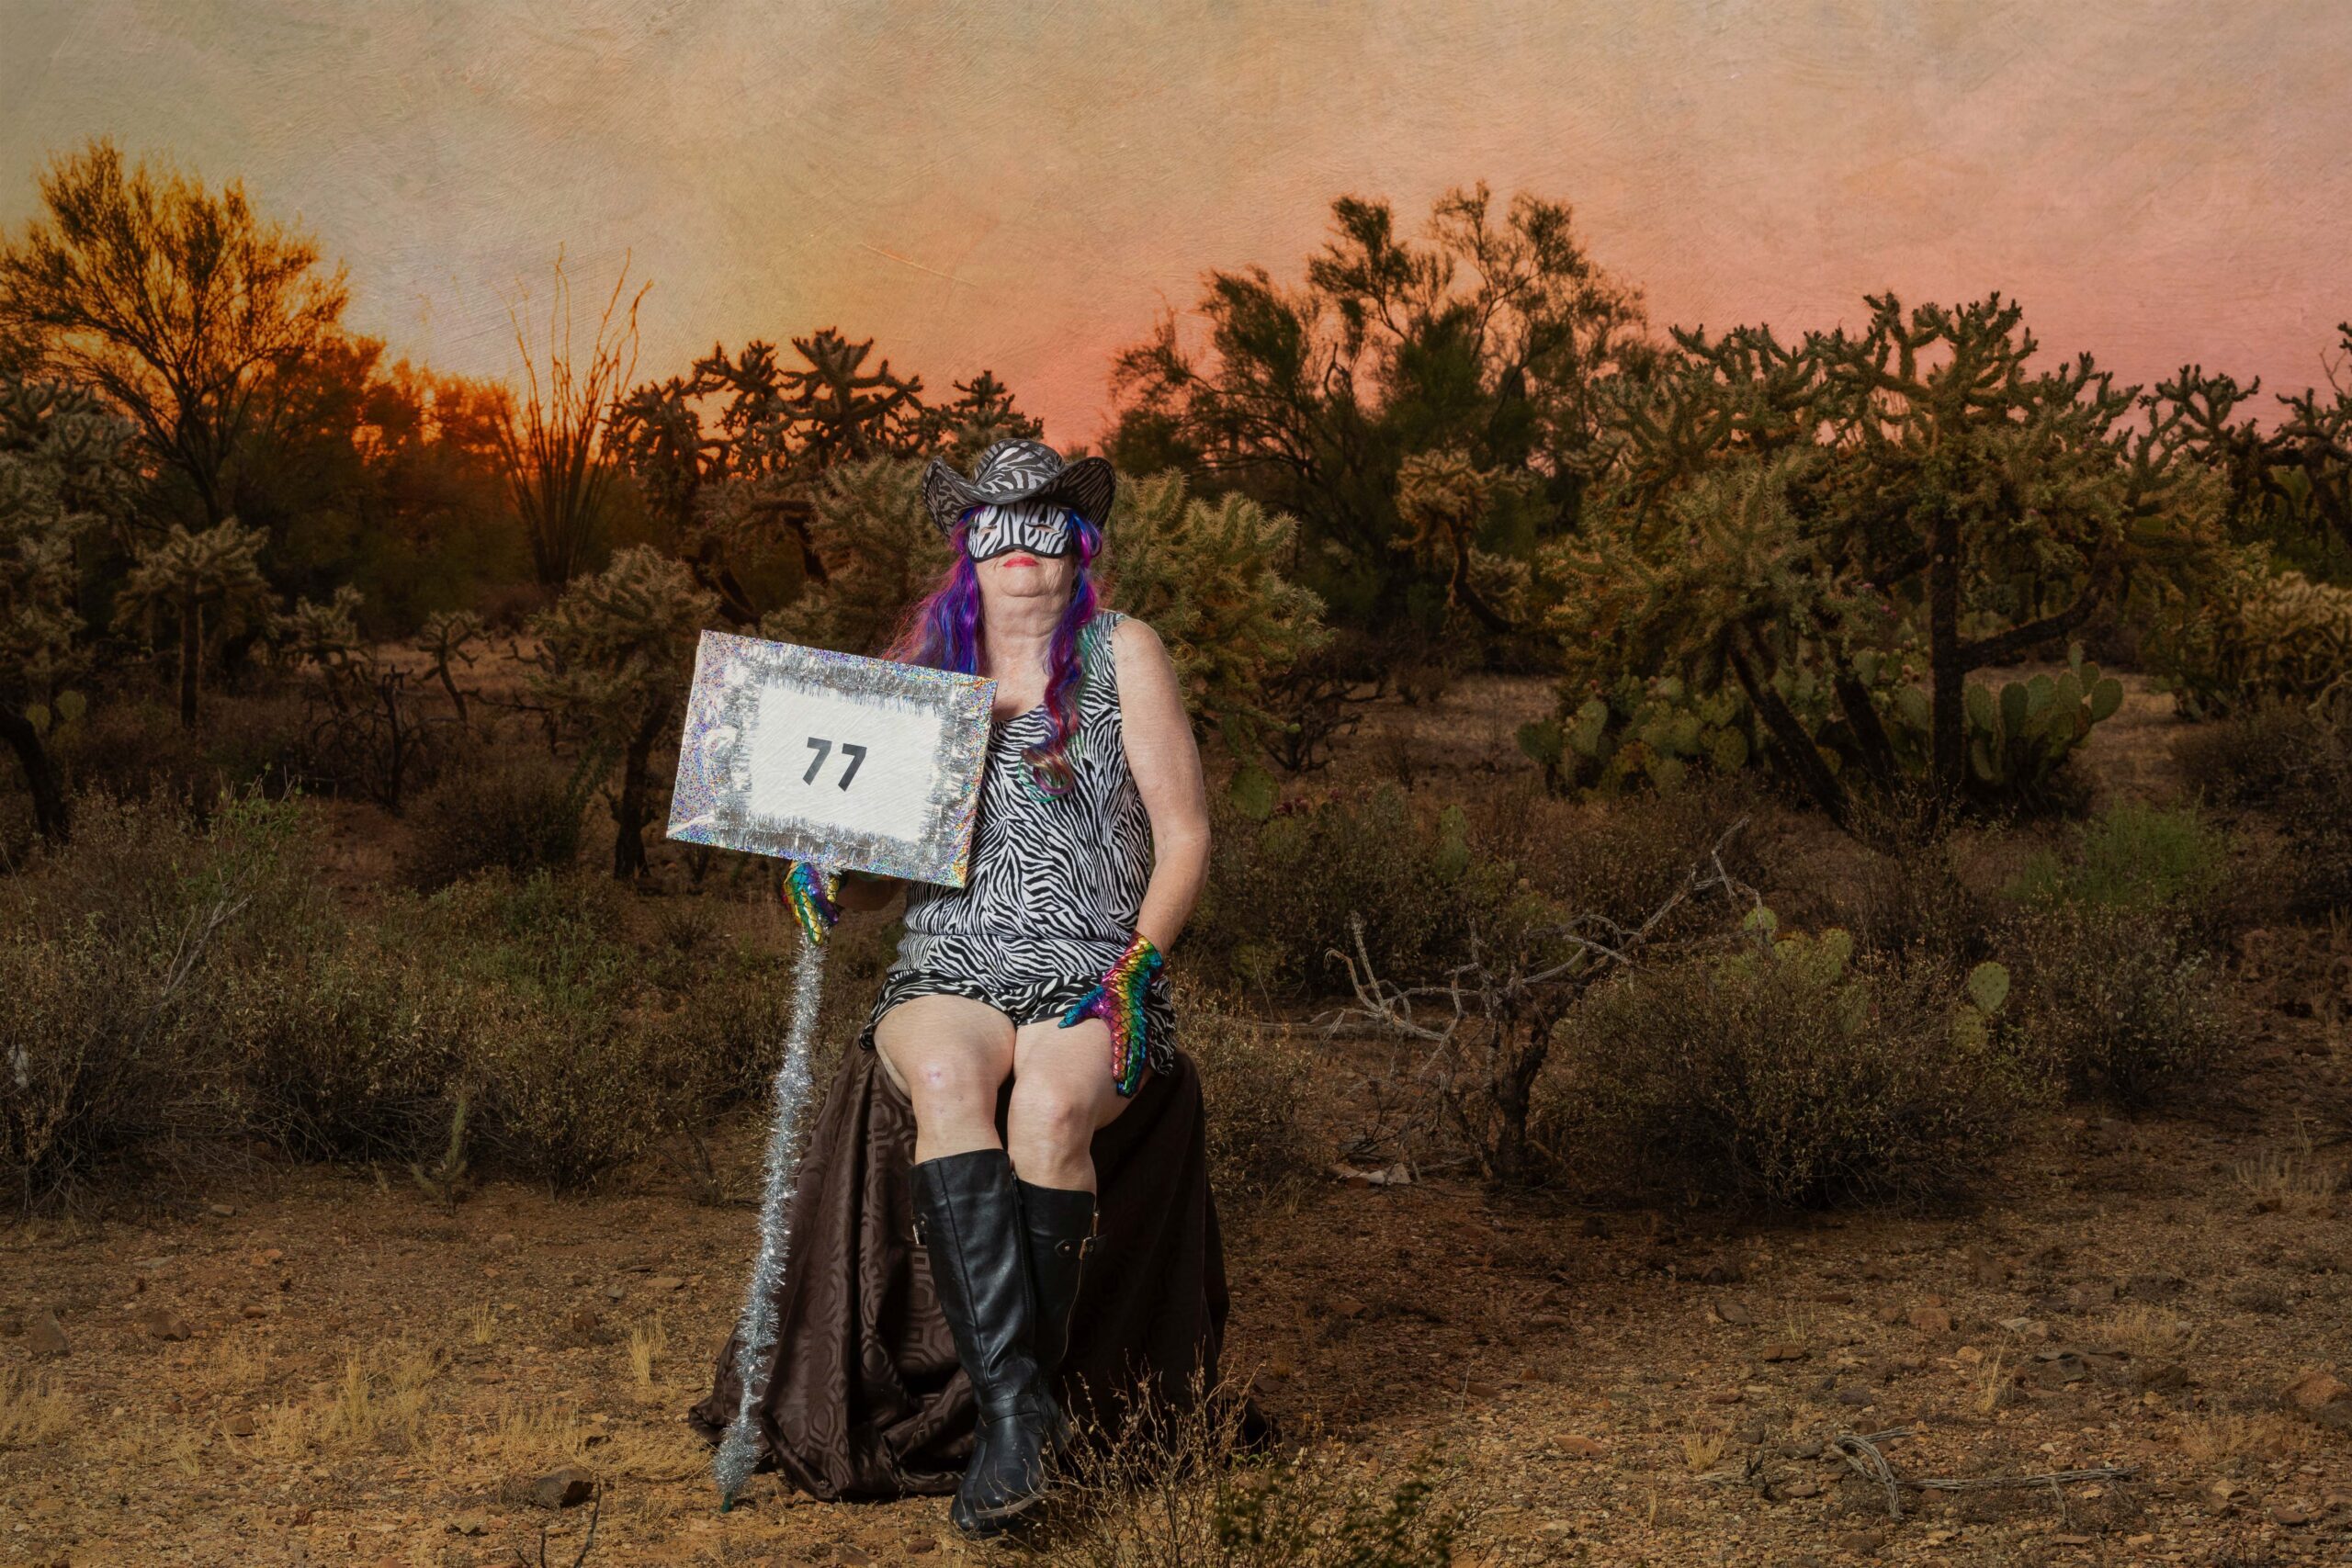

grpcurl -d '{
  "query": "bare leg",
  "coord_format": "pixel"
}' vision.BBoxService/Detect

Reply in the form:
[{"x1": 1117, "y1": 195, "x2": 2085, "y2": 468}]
[
  {"x1": 874, "y1": 994, "x2": 1017, "y2": 1165},
  {"x1": 1003, "y1": 1014, "x2": 1148, "y2": 1194}
]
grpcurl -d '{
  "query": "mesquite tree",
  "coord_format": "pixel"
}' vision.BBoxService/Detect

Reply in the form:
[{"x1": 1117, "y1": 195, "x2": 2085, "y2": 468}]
[
  {"x1": 111, "y1": 516, "x2": 275, "y2": 728},
  {"x1": 0, "y1": 136, "x2": 348, "y2": 534},
  {"x1": 0, "y1": 373, "x2": 138, "y2": 840},
  {"x1": 529, "y1": 545, "x2": 717, "y2": 878},
  {"x1": 1107, "y1": 181, "x2": 1653, "y2": 637}
]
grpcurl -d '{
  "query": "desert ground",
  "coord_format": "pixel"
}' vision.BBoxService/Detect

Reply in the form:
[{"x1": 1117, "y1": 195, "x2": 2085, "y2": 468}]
[{"x1": 3, "y1": 673, "x2": 2348, "y2": 1568}]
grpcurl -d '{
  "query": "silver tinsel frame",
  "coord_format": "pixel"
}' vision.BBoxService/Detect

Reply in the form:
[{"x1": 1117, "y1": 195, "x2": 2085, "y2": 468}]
[
  {"x1": 712, "y1": 937, "x2": 826, "y2": 1507},
  {"x1": 667, "y1": 630, "x2": 995, "y2": 886}
]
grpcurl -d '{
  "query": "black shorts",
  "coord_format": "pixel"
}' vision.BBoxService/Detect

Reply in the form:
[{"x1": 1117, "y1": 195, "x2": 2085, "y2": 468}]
[{"x1": 857, "y1": 932, "x2": 1178, "y2": 1077}]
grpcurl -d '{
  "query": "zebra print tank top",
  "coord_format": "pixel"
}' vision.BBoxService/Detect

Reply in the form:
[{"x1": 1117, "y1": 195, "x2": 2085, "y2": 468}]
[{"x1": 899, "y1": 607, "x2": 1152, "y2": 956}]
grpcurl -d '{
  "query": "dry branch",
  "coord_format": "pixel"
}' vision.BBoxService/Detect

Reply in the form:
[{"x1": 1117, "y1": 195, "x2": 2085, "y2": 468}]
[{"x1": 1830, "y1": 1427, "x2": 2137, "y2": 1525}]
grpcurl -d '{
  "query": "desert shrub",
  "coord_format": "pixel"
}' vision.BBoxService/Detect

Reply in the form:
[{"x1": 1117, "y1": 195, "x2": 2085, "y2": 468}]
[
  {"x1": 0, "y1": 794, "x2": 808, "y2": 1199},
  {"x1": 1177, "y1": 989, "x2": 1320, "y2": 1203},
  {"x1": 411, "y1": 868, "x2": 631, "y2": 1009},
  {"x1": 2003, "y1": 902, "x2": 2233, "y2": 1106},
  {"x1": 1845, "y1": 838, "x2": 2000, "y2": 965},
  {"x1": 1465, "y1": 774, "x2": 1773, "y2": 933},
  {"x1": 0, "y1": 790, "x2": 314, "y2": 1205},
  {"x1": 57, "y1": 691, "x2": 311, "y2": 812},
  {"x1": 1193, "y1": 784, "x2": 1524, "y2": 996},
  {"x1": 2177, "y1": 696, "x2": 2352, "y2": 918},
  {"x1": 455, "y1": 999, "x2": 693, "y2": 1191},
  {"x1": 381, "y1": 869, "x2": 672, "y2": 1188},
  {"x1": 403, "y1": 743, "x2": 590, "y2": 889},
  {"x1": 1535, "y1": 926, "x2": 2033, "y2": 1209},
  {"x1": 641, "y1": 932, "x2": 802, "y2": 1107},
  {"x1": 214, "y1": 940, "x2": 471, "y2": 1166},
  {"x1": 2006, "y1": 802, "x2": 2228, "y2": 911}
]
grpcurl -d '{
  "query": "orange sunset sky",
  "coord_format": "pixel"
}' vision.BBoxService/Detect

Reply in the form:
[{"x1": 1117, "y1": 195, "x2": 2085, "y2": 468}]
[{"x1": 3, "y1": 1, "x2": 2348, "y2": 443}]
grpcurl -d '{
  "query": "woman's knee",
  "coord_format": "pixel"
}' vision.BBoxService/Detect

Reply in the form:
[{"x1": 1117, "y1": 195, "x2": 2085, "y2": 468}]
[
  {"x1": 899, "y1": 1055, "x2": 1001, "y2": 1120},
  {"x1": 1005, "y1": 1078, "x2": 1098, "y2": 1155}
]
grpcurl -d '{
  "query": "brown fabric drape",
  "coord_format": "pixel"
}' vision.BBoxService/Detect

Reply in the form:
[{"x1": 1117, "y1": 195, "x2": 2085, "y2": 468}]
[{"x1": 685, "y1": 1036, "x2": 1233, "y2": 1499}]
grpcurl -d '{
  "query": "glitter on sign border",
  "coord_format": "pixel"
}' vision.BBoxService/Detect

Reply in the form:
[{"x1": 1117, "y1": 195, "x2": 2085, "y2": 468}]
[{"x1": 665, "y1": 631, "x2": 995, "y2": 887}]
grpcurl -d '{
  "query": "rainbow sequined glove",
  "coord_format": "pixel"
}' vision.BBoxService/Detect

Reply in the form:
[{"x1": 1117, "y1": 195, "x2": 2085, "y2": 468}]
[
  {"x1": 1058, "y1": 931, "x2": 1165, "y2": 1098},
  {"x1": 782, "y1": 861, "x2": 842, "y2": 945}
]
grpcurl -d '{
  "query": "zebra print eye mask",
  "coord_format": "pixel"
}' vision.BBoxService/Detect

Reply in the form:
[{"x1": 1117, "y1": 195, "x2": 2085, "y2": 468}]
[{"x1": 963, "y1": 500, "x2": 1075, "y2": 561}]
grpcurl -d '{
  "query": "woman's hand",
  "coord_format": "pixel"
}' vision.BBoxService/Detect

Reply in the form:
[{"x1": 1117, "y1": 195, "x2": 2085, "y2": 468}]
[
  {"x1": 833, "y1": 868, "x2": 903, "y2": 914},
  {"x1": 1058, "y1": 931, "x2": 1165, "y2": 1097},
  {"x1": 782, "y1": 861, "x2": 843, "y2": 943}
]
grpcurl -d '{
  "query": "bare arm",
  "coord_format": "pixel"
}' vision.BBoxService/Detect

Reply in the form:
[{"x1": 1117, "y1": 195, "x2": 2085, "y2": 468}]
[
  {"x1": 831, "y1": 869, "x2": 901, "y2": 914},
  {"x1": 1113, "y1": 617, "x2": 1210, "y2": 954}
]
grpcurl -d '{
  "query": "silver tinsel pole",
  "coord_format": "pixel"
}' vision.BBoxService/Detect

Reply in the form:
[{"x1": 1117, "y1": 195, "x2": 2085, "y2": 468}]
[{"x1": 713, "y1": 936, "x2": 827, "y2": 1509}]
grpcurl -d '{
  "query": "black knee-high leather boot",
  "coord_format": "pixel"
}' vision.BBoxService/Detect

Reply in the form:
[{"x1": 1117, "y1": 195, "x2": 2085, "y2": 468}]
[
  {"x1": 1015, "y1": 1179, "x2": 1097, "y2": 1449},
  {"x1": 910, "y1": 1148, "x2": 1056, "y2": 1537}
]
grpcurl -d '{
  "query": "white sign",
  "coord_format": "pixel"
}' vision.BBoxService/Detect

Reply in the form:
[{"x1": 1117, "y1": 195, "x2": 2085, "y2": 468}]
[{"x1": 665, "y1": 631, "x2": 996, "y2": 886}]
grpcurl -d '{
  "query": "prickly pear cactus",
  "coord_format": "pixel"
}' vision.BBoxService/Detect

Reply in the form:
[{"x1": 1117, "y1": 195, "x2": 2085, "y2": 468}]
[
  {"x1": 1945, "y1": 643, "x2": 2121, "y2": 800},
  {"x1": 1517, "y1": 675, "x2": 1757, "y2": 797},
  {"x1": 1951, "y1": 960, "x2": 2011, "y2": 1050}
]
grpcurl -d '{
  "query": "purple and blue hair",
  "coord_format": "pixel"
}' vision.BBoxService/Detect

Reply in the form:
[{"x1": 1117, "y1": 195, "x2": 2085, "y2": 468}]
[{"x1": 885, "y1": 505, "x2": 1104, "y2": 796}]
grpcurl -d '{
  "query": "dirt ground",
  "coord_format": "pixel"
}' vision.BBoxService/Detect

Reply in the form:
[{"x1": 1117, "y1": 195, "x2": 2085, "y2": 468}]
[{"x1": 4, "y1": 674, "x2": 2351, "y2": 1567}]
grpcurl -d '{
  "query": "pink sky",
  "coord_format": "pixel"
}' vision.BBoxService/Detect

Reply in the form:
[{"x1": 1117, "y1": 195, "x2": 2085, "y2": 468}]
[{"x1": 5, "y1": 1, "x2": 2348, "y2": 444}]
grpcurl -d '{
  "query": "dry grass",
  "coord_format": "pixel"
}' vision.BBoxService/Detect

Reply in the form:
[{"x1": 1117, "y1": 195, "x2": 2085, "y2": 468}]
[
  {"x1": 604, "y1": 1419, "x2": 710, "y2": 1484},
  {"x1": 478, "y1": 1396, "x2": 590, "y2": 1470},
  {"x1": 205, "y1": 1332, "x2": 272, "y2": 1392},
  {"x1": 2177, "y1": 1411, "x2": 2308, "y2": 1463},
  {"x1": 1973, "y1": 1351, "x2": 2009, "y2": 1416},
  {"x1": 2102, "y1": 1304, "x2": 2202, "y2": 1362},
  {"x1": 1028, "y1": 1369, "x2": 1470, "y2": 1567},
  {"x1": 1679, "y1": 1425, "x2": 1728, "y2": 1472},
  {"x1": 234, "y1": 1399, "x2": 314, "y2": 1461},
  {"x1": 2233, "y1": 1122, "x2": 2348, "y2": 1214},
  {"x1": 124, "y1": 1413, "x2": 205, "y2": 1479},
  {"x1": 466, "y1": 1301, "x2": 500, "y2": 1345},
  {"x1": 628, "y1": 1314, "x2": 669, "y2": 1390},
  {"x1": 0, "y1": 1366, "x2": 74, "y2": 1448},
  {"x1": 321, "y1": 1338, "x2": 443, "y2": 1452}
]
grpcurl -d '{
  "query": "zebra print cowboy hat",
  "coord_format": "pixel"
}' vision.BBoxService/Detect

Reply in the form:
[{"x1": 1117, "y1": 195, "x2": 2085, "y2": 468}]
[{"x1": 921, "y1": 437, "x2": 1117, "y2": 538}]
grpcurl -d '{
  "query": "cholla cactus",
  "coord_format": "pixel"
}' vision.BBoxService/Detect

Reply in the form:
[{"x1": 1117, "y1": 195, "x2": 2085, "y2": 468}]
[
  {"x1": 1101, "y1": 471, "x2": 1329, "y2": 770},
  {"x1": 531, "y1": 545, "x2": 718, "y2": 877},
  {"x1": 276, "y1": 583, "x2": 373, "y2": 709},
  {"x1": 1394, "y1": 447, "x2": 1532, "y2": 632},
  {"x1": 416, "y1": 608, "x2": 486, "y2": 725},
  {"x1": 110, "y1": 516, "x2": 274, "y2": 728},
  {"x1": 2149, "y1": 544, "x2": 2352, "y2": 715},
  {"x1": 0, "y1": 374, "x2": 137, "y2": 839},
  {"x1": 755, "y1": 457, "x2": 950, "y2": 655}
]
